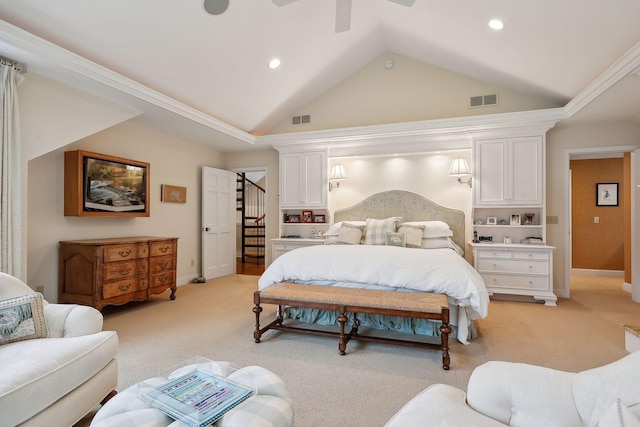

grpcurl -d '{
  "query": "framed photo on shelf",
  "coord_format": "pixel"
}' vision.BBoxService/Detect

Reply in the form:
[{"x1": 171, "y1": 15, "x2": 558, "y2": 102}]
[
  {"x1": 313, "y1": 214, "x2": 326, "y2": 223},
  {"x1": 286, "y1": 214, "x2": 301, "y2": 223},
  {"x1": 523, "y1": 213, "x2": 535, "y2": 225},
  {"x1": 510, "y1": 213, "x2": 521, "y2": 226},
  {"x1": 302, "y1": 210, "x2": 313, "y2": 223},
  {"x1": 486, "y1": 216, "x2": 497, "y2": 225},
  {"x1": 596, "y1": 182, "x2": 619, "y2": 206}
]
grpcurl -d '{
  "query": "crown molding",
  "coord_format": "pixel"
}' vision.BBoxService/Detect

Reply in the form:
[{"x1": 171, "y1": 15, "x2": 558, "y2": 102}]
[{"x1": 564, "y1": 40, "x2": 640, "y2": 118}]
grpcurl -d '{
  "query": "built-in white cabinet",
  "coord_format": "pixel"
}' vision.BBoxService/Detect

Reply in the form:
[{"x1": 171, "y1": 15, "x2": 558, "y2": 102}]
[
  {"x1": 473, "y1": 136, "x2": 543, "y2": 206},
  {"x1": 280, "y1": 151, "x2": 327, "y2": 209},
  {"x1": 471, "y1": 243, "x2": 557, "y2": 306}
]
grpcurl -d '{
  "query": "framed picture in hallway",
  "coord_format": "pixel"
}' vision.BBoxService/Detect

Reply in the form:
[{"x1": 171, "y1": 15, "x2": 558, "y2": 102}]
[{"x1": 596, "y1": 183, "x2": 619, "y2": 206}]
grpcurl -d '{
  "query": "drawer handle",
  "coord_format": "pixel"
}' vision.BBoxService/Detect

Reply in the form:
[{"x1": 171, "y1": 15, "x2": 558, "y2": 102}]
[
  {"x1": 118, "y1": 284, "x2": 132, "y2": 292},
  {"x1": 119, "y1": 268, "x2": 132, "y2": 276},
  {"x1": 118, "y1": 250, "x2": 132, "y2": 257},
  {"x1": 159, "y1": 262, "x2": 169, "y2": 269},
  {"x1": 158, "y1": 276, "x2": 168, "y2": 283},
  {"x1": 159, "y1": 246, "x2": 170, "y2": 253}
]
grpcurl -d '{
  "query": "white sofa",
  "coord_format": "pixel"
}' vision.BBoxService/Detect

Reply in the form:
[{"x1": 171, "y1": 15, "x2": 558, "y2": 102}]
[
  {"x1": 0, "y1": 272, "x2": 119, "y2": 427},
  {"x1": 386, "y1": 351, "x2": 640, "y2": 427}
]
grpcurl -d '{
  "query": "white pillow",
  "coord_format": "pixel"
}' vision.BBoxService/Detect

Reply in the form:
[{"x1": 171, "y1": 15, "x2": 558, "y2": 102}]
[
  {"x1": 364, "y1": 217, "x2": 402, "y2": 245},
  {"x1": 337, "y1": 223, "x2": 365, "y2": 245},
  {"x1": 323, "y1": 221, "x2": 366, "y2": 237},
  {"x1": 597, "y1": 399, "x2": 640, "y2": 427},
  {"x1": 421, "y1": 237, "x2": 464, "y2": 256},
  {"x1": 397, "y1": 224, "x2": 424, "y2": 248},
  {"x1": 401, "y1": 221, "x2": 453, "y2": 238}
]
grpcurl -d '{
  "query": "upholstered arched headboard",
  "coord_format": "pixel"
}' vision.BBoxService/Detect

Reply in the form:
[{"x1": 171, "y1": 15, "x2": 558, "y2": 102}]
[{"x1": 333, "y1": 190, "x2": 465, "y2": 250}]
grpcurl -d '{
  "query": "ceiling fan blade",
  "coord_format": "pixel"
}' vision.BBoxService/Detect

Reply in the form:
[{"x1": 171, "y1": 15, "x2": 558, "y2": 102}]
[
  {"x1": 335, "y1": 0, "x2": 352, "y2": 33},
  {"x1": 387, "y1": 0, "x2": 416, "y2": 6},
  {"x1": 272, "y1": 0, "x2": 299, "y2": 6}
]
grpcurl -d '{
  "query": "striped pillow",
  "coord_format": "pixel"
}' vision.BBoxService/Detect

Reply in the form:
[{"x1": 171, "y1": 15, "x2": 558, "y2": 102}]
[{"x1": 364, "y1": 217, "x2": 401, "y2": 245}]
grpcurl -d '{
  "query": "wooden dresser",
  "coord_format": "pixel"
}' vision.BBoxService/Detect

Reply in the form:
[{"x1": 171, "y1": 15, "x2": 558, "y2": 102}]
[{"x1": 59, "y1": 236, "x2": 178, "y2": 310}]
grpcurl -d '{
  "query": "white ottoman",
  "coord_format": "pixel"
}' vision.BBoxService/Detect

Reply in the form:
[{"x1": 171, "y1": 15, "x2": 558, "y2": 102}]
[{"x1": 90, "y1": 361, "x2": 293, "y2": 427}]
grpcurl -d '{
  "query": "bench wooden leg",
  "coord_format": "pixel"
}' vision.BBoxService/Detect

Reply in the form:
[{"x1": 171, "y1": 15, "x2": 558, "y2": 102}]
[
  {"x1": 253, "y1": 291, "x2": 263, "y2": 343},
  {"x1": 439, "y1": 308, "x2": 452, "y2": 370},
  {"x1": 338, "y1": 307, "x2": 348, "y2": 355}
]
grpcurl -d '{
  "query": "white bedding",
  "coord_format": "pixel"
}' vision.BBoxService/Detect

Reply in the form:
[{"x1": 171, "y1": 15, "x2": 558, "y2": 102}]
[{"x1": 258, "y1": 244, "x2": 490, "y2": 343}]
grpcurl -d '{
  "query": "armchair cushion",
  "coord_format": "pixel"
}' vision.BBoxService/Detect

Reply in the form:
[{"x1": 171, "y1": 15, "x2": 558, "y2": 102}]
[{"x1": 0, "y1": 292, "x2": 48, "y2": 345}]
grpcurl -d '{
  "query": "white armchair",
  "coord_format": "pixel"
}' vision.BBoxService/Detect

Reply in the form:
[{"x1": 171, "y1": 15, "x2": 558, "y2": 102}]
[
  {"x1": 0, "y1": 272, "x2": 119, "y2": 427},
  {"x1": 386, "y1": 351, "x2": 640, "y2": 427}
]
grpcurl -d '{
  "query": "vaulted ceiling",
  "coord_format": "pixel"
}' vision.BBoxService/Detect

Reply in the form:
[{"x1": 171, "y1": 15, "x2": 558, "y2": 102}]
[{"x1": 1, "y1": 0, "x2": 640, "y2": 152}]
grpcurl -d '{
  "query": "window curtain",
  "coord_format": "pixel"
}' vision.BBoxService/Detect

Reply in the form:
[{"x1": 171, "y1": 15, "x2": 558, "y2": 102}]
[{"x1": 0, "y1": 59, "x2": 25, "y2": 276}]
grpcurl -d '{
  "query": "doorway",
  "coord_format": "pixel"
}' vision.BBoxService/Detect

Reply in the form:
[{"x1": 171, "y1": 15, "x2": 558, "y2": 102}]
[
  {"x1": 565, "y1": 146, "x2": 635, "y2": 297},
  {"x1": 234, "y1": 167, "x2": 268, "y2": 276}
]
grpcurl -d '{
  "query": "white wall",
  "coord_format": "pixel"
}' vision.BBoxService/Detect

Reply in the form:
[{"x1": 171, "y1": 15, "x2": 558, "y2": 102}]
[
  {"x1": 27, "y1": 121, "x2": 223, "y2": 301},
  {"x1": 327, "y1": 151, "x2": 473, "y2": 243}
]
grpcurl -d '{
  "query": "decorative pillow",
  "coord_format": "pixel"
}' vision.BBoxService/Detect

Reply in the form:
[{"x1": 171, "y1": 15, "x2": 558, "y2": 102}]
[
  {"x1": 337, "y1": 223, "x2": 365, "y2": 245},
  {"x1": 323, "y1": 221, "x2": 366, "y2": 237},
  {"x1": 397, "y1": 224, "x2": 424, "y2": 248},
  {"x1": 597, "y1": 399, "x2": 640, "y2": 427},
  {"x1": 385, "y1": 232, "x2": 405, "y2": 247},
  {"x1": 401, "y1": 221, "x2": 453, "y2": 238},
  {"x1": 420, "y1": 237, "x2": 464, "y2": 256},
  {"x1": 364, "y1": 217, "x2": 402, "y2": 245},
  {"x1": 0, "y1": 292, "x2": 48, "y2": 345}
]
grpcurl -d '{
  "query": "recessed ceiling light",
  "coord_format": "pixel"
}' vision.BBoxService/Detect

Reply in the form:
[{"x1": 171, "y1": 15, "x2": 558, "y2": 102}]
[
  {"x1": 488, "y1": 19, "x2": 505, "y2": 30},
  {"x1": 269, "y1": 58, "x2": 281, "y2": 69}
]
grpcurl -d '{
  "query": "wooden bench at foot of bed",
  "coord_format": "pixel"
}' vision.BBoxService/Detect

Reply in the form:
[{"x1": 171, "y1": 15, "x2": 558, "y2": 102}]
[{"x1": 253, "y1": 282, "x2": 452, "y2": 370}]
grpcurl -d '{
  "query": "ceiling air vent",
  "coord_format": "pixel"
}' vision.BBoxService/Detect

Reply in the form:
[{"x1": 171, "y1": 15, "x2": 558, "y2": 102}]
[
  {"x1": 291, "y1": 114, "x2": 311, "y2": 126},
  {"x1": 470, "y1": 93, "x2": 499, "y2": 108}
]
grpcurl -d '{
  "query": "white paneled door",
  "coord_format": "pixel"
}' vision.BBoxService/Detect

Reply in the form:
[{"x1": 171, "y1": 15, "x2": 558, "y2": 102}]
[{"x1": 202, "y1": 167, "x2": 236, "y2": 280}]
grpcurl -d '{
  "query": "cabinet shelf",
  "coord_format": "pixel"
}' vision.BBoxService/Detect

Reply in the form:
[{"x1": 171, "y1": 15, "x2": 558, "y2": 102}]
[{"x1": 474, "y1": 225, "x2": 543, "y2": 229}]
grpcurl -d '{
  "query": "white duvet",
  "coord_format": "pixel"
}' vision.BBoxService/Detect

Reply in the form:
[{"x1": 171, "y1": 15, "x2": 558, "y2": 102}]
[{"x1": 258, "y1": 244, "x2": 490, "y2": 343}]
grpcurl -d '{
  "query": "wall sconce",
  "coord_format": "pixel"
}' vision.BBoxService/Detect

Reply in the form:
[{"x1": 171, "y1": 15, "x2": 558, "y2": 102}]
[
  {"x1": 329, "y1": 164, "x2": 347, "y2": 191},
  {"x1": 448, "y1": 157, "x2": 472, "y2": 188}
]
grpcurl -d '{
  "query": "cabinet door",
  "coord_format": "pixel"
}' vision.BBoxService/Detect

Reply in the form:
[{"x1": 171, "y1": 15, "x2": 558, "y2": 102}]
[
  {"x1": 280, "y1": 153, "x2": 303, "y2": 207},
  {"x1": 302, "y1": 152, "x2": 326, "y2": 207},
  {"x1": 280, "y1": 151, "x2": 327, "y2": 208},
  {"x1": 509, "y1": 136, "x2": 543, "y2": 205},
  {"x1": 474, "y1": 138, "x2": 507, "y2": 205}
]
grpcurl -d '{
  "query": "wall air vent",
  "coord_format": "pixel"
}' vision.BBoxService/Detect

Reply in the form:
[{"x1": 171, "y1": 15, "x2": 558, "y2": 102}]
[
  {"x1": 291, "y1": 114, "x2": 311, "y2": 126},
  {"x1": 470, "y1": 93, "x2": 499, "y2": 108}
]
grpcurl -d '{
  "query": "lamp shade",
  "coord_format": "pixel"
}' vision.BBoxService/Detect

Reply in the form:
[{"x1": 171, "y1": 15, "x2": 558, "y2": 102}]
[
  {"x1": 330, "y1": 164, "x2": 347, "y2": 181},
  {"x1": 448, "y1": 157, "x2": 471, "y2": 177}
]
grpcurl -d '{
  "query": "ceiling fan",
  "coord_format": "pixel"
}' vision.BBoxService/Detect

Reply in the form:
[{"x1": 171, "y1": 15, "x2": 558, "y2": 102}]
[{"x1": 272, "y1": 0, "x2": 416, "y2": 33}]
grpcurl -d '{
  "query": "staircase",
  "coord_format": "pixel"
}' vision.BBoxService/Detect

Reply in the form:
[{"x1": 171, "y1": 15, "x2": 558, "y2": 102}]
[{"x1": 237, "y1": 173, "x2": 266, "y2": 264}]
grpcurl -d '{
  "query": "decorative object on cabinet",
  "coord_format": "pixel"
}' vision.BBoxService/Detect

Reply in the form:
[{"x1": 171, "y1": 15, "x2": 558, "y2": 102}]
[
  {"x1": 64, "y1": 150, "x2": 150, "y2": 217},
  {"x1": 448, "y1": 157, "x2": 472, "y2": 187},
  {"x1": 161, "y1": 184, "x2": 186, "y2": 203},
  {"x1": 596, "y1": 182, "x2": 619, "y2": 206},
  {"x1": 499, "y1": 219, "x2": 507, "y2": 225},
  {"x1": 313, "y1": 214, "x2": 326, "y2": 223},
  {"x1": 486, "y1": 216, "x2": 497, "y2": 225},
  {"x1": 302, "y1": 210, "x2": 313, "y2": 223},
  {"x1": 523, "y1": 213, "x2": 535, "y2": 225},
  {"x1": 59, "y1": 236, "x2": 177, "y2": 310},
  {"x1": 510, "y1": 213, "x2": 521, "y2": 225},
  {"x1": 328, "y1": 164, "x2": 347, "y2": 191}
]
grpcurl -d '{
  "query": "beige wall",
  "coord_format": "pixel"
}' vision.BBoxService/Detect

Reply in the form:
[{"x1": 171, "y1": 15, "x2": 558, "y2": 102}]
[
  {"x1": 27, "y1": 121, "x2": 224, "y2": 301},
  {"x1": 546, "y1": 122, "x2": 640, "y2": 297}
]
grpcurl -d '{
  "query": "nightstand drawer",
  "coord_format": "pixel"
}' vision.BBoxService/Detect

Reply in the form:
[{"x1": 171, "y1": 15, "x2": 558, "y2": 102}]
[
  {"x1": 477, "y1": 259, "x2": 548, "y2": 275},
  {"x1": 476, "y1": 249, "x2": 511, "y2": 259},
  {"x1": 482, "y1": 273, "x2": 549, "y2": 291}
]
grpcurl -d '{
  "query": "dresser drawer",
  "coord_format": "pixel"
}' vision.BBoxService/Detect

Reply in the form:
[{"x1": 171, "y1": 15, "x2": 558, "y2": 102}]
[
  {"x1": 103, "y1": 260, "x2": 140, "y2": 281},
  {"x1": 104, "y1": 244, "x2": 140, "y2": 262},
  {"x1": 512, "y1": 250, "x2": 548, "y2": 260},
  {"x1": 150, "y1": 271, "x2": 174, "y2": 288},
  {"x1": 476, "y1": 249, "x2": 511, "y2": 259},
  {"x1": 150, "y1": 255, "x2": 174, "y2": 273},
  {"x1": 150, "y1": 240, "x2": 175, "y2": 257},
  {"x1": 103, "y1": 277, "x2": 148, "y2": 299},
  {"x1": 477, "y1": 259, "x2": 548, "y2": 275},
  {"x1": 482, "y1": 273, "x2": 549, "y2": 291}
]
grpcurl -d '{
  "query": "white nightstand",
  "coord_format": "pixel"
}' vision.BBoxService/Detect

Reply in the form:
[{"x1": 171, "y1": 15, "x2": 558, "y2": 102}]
[{"x1": 271, "y1": 238, "x2": 325, "y2": 263}]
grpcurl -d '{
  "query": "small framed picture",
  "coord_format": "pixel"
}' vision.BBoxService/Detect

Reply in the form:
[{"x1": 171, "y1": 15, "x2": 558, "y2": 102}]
[
  {"x1": 313, "y1": 214, "x2": 326, "y2": 223},
  {"x1": 287, "y1": 214, "x2": 301, "y2": 223},
  {"x1": 302, "y1": 210, "x2": 313, "y2": 223},
  {"x1": 486, "y1": 216, "x2": 497, "y2": 225},
  {"x1": 510, "y1": 213, "x2": 521, "y2": 226},
  {"x1": 596, "y1": 183, "x2": 619, "y2": 206},
  {"x1": 523, "y1": 213, "x2": 535, "y2": 225}
]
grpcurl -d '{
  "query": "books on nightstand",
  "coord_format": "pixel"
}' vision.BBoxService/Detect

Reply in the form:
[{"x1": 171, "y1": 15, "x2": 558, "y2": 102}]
[{"x1": 521, "y1": 236, "x2": 544, "y2": 245}]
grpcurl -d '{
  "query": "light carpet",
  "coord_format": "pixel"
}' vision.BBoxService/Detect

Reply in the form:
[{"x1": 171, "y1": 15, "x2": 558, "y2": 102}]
[{"x1": 78, "y1": 273, "x2": 636, "y2": 426}]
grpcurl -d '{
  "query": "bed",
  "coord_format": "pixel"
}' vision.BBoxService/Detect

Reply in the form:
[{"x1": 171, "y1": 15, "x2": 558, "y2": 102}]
[{"x1": 258, "y1": 190, "x2": 490, "y2": 344}]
